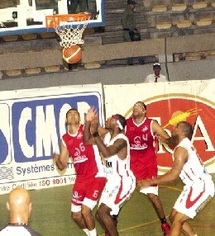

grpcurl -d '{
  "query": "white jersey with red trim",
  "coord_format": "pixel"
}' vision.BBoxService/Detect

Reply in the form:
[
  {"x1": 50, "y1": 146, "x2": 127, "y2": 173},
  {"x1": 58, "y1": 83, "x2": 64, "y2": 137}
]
[
  {"x1": 99, "y1": 132, "x2": 136, "y2": 215},
  {"x1": 103, "y1": 132, "x2": 133, "y2": 178},
  {"x1": 173, "y1": 137, "x2": 214, "y2": 219},
  {"x1": 175, "y1": 137, "x2": 212, "y2": 185}
]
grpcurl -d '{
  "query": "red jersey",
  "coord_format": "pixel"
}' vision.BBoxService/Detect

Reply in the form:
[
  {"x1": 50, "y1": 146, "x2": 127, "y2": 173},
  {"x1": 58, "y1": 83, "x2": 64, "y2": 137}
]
[
  {"x1": 126, "y1": 117, "x2": 157, "y2": 180},
  {"x1": 62, "y1": 124, "x2": 105, "y2": 182}
]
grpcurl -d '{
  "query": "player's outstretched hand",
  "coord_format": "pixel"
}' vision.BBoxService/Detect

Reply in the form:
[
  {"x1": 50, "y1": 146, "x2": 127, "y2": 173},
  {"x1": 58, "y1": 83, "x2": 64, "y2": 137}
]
[{"x1": 86, "y1": 107, "x2": 97, "y2": 122}]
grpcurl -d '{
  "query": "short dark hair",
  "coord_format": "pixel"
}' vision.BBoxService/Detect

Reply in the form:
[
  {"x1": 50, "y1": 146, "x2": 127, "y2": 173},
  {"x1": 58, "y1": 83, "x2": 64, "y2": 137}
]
[
  {"x1": 127, "y1": 0, "x2": 136, "y2": 5},
  {"x1": 178, "y1": 121, "x2": 193, "y2": 140},
  {"x1": 136, "y1": 101, "x2": 147, "y2": 110},
  {"x1": 66, "y1": 108, "x2": 80, "y2": 118}
]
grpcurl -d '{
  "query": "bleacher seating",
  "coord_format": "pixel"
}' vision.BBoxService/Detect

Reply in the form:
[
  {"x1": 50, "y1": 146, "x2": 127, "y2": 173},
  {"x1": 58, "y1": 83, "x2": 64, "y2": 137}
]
[{"x1": 1, "y1": 0, "x2": 215, "y2": 78}]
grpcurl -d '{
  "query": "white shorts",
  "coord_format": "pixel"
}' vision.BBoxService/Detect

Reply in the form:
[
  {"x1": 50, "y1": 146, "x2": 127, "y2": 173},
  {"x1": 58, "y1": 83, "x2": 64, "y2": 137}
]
[
  {"x1": 140, "y1": 185, "x2": 158, "y2": 195},
  {"x1": 71, "y1": 198, "x2": 97, "y2": 212},
  {"x1": 173, "y1": 178, "x2": 215, "y2": 219},
  {"x1": 99, "y1": 173, "x2": 136, "y2": 215}
]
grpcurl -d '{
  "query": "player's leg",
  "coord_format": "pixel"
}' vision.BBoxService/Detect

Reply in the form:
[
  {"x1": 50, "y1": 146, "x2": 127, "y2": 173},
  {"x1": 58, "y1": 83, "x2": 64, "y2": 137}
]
[
  {"x1": 140, "y1": 161, "x2": 170, "y2": 236},
  {"x1": 146, "y1": 192, "x2": 170, "y2": 235},
  {"x1": 82, "y1": 177, "x2": 106, "y2": 236},
  {"x1": 147, "y1": 192, "x2": 166, "y2": 218},
  {"x1": 98, "y1": 173, "x2": 135, "y2": 236},
  {"x1": 96, "y1": 203, "x2": 119, "y2": 236},
  {"x1": 72, "y1": 210, "x2": 87, "y2": 229},
  {"x1": 81, "y1": 204, "x2": 96, "y2": 229},
  {"x1": 172, "y1": 180, "x2": 215, "y2": 236},
  {"x1": 71, "y1": 182, "x2": 89, "y2": 235},
  {"x1": 170, "y1": 209, "x2": 195, "y2": 236},
  {"x1": 96, "y1": 183, "x2": 119, "y2": 236},
  {"x1": 169, "y1": 211, "x2": 193, "y2": 236}
]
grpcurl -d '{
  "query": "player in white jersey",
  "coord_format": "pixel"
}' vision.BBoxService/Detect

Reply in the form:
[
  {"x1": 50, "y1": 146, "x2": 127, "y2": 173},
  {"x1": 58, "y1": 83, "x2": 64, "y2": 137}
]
[
  {"x1": 101, "y1": 131, "x2": 135, "y2": 215},
  {"x1": 84, "y1": 109, "x2": 136, "y2": 236},
  {"x1": 137, "y1": 121, "x2": 214, "y2": 236}
]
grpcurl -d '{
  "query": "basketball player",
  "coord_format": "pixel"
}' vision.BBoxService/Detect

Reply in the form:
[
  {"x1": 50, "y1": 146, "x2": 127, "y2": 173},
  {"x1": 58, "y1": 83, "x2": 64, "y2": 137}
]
[
  {"x1": 0, "y1": 187, "x2": 41, "y2": 235},
  {"x1": 84, "y1": 108, "x2": 136, "y2": 236},
  {"x1": 53, "y1": 108, "x2": 106, "y2": 236},
  {"x1": 126, "y1": 101, "x2": 171, "y2": 236},
  {"x1": 138, "y1": 121, "x2": 215, "y2": 236}
]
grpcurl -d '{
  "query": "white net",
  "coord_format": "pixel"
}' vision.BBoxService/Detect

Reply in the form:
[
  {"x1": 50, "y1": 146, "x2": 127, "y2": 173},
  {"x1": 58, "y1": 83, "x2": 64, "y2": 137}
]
[{"x1": 55, "y1": 20, "x2": 89, "y2": 48}]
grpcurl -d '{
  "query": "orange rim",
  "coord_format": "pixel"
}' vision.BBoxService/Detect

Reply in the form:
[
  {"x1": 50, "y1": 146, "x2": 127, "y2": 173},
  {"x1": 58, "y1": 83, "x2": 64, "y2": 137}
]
[{"x1": 46, "y1": 13, "x2": 91, "y2": 28}]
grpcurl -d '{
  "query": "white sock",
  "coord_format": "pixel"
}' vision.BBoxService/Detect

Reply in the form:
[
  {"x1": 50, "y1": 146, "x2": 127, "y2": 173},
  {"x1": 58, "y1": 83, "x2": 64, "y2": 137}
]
[
  {"x1": 82, "y1": 228, "x2": 90, "y2": 235},
  {"x1": 89, "y1": 228, "x2": 97, "y2": 236}
]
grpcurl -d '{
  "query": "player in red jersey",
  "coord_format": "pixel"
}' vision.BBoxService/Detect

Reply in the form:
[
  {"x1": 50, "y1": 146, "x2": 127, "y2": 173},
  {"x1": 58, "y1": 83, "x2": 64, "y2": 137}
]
[
  {"x1": 126, "y1": 101, "x2": 171, "y2": 236},
  {"x1": 53, "y1": 108, "x2": 106, "y2": 236}
]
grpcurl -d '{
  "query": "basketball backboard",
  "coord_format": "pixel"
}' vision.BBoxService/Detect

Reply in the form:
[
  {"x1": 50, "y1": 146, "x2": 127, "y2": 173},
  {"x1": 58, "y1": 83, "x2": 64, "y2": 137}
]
[{"x1": 0, "y1": 0, "x2": 104, "y2": 36}]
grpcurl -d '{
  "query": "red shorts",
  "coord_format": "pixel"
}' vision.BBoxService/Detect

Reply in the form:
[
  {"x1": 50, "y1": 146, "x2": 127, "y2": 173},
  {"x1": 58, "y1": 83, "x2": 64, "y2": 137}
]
[
  {"x1": 72, "y1": 177, "x2": 106, "y2": 207},
  {"x1": 130, "y1": 151, "x2": 158, "y2": 181}
]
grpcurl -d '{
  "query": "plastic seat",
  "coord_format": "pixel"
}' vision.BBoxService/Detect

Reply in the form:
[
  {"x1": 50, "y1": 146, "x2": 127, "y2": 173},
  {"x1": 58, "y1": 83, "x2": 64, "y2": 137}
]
[
  {"x1": 192, "y1": 1, "x2": 208, "y2": 9},
  {"x1": 171, "y1": 4, "x2": 187, "y2": 12},
  {"x1": 152, "y1": 5, "x2": 168, "y2": 12},
  {"x1": 177, "y1": 20, "x2": 192, "y2": 28}
]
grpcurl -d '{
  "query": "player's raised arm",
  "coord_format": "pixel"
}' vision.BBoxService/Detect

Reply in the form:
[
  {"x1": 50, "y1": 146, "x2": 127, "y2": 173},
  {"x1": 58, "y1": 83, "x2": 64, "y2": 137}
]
[
  {"x1": 84, "y1": 107, "x2": 98, "y2": 144},
  {"x1": 53, "y1": 141, "x2": 69, "y2": 170}
]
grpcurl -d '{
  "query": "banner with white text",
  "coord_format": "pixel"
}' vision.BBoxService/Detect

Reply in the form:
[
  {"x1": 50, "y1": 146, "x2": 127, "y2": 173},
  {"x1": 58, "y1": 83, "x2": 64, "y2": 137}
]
[
  {"x1": 104, "y1": 79, "x2": 215, "y2": 174},
  {"x1": 1, "y1": 80, "x2": 215, "y2": 195},
  {"x1": 0, "y1": 83, "x2": 104, "y2": 195}
]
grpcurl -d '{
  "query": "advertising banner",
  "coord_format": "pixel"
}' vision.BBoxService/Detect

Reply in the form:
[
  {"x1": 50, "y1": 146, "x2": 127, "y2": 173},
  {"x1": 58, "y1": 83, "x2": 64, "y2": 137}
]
[
  {"x1": 1, "y1": 79, "x2": 215, "y2": 195},
  {"x1": 104, "y1": 79, "x2": 215, "y2": 174},
  {"x1": 0, "y1": 83, "x2": 104, "y2": 195}
]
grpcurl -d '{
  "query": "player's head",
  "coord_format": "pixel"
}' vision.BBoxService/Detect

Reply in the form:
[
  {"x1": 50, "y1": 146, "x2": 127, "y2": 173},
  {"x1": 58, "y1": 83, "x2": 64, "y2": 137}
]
[
  {"x1": 105, "y1": 114, "x2": 126, "y2": 131},
  {"x1": 65, "y1": 108, "x2": 80, "y2": 125},
  {"x1": 132, "y1": 101, "x2": 147, "y2": 117},
  {"x1": 172, "y1": 121, "x2": 193, "y2": 140},
  {"x1": 134, "y1": 101, "x2": 146, "y2": 110}
]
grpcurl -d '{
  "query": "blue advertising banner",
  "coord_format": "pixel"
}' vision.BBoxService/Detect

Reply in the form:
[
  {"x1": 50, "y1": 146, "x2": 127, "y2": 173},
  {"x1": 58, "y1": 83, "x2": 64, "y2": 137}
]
[{"x1": 0, "y1": 84, "x2": 104, "y2": 195}]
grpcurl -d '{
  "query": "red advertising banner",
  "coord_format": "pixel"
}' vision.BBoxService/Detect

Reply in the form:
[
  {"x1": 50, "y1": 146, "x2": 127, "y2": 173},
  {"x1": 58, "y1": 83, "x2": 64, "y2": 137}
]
[{"x1": 104, "y1": 80, "x2": 215, "y2": 173}]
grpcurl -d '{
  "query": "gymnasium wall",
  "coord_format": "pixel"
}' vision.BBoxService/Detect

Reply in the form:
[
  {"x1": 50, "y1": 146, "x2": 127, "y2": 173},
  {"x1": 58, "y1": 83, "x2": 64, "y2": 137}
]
[{"x1": 0, "y1": 79, "x2": 215, "y2": 195}]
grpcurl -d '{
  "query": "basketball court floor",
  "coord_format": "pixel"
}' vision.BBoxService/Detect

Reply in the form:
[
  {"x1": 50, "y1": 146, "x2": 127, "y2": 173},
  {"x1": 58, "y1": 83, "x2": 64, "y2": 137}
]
[{"x1": 0, "y1": 174, "x2": 214, "y2": 235}]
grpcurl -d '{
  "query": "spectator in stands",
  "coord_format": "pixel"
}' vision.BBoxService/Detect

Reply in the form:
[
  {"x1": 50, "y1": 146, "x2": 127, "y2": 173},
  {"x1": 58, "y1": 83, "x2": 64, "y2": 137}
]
[
  {"x1": 0, "y1": 187, "x2": 41, "y2": 235},
  {"x1": 145, "y1": 63, "x2": 167, "y2": 83},
  {"x1": 121, "y1": 0, "x2": 144, "y2": 65}
]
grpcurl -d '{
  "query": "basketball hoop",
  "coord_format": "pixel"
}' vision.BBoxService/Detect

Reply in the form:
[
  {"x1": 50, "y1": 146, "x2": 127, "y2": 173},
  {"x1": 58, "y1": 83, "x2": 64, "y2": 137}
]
[
  {"x1": 55, "y1": 20, "x2": 89, "y2": 48},
  {"x1": 46, "y1": 13, "x2": 91, "y2": 48}
]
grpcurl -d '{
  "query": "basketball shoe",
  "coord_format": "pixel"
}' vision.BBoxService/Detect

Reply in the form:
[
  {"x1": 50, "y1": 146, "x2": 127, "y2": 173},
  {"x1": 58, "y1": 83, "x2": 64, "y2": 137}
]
[{"x1": 161, "y1": 222, "x2": 170, "y2": 236}]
